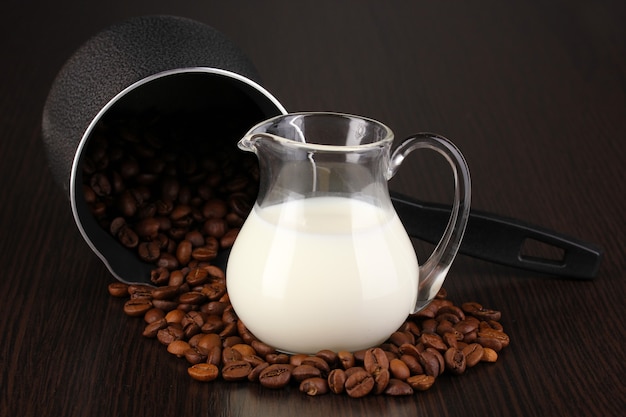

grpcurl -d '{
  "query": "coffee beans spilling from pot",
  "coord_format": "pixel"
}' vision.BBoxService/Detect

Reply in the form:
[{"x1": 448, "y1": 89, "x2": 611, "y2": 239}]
[{"x1": 87, "y1": 113, "x2": 509, "y2": 397}]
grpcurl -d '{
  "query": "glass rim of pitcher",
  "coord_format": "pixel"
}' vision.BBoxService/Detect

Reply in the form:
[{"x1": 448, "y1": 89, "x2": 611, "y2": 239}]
[{"x1": 245, "y1": 111, "x2": 395, "y2": 152}]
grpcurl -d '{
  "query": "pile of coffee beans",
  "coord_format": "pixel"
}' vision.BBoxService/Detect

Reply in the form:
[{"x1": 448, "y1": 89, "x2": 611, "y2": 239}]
[
  {"x1": 109, "y1": 280, "x2": 508, "y2": 397},
  {"x1": 86, "y1": 112, "x2": 509, "y2": 397},
  {"x1": 82, "y1": 111, "x2": 259, "y2": 274}
]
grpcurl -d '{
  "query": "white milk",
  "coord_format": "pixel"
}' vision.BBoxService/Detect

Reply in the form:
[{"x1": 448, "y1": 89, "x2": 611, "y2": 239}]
[{"x1": 226, "y1": 196, "x2": 418, "y2": 354}]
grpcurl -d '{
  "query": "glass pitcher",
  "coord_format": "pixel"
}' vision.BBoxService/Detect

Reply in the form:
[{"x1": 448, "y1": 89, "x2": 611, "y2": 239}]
[{"x1": 226, "y1": 112, "x2": 471, "y2": 354}]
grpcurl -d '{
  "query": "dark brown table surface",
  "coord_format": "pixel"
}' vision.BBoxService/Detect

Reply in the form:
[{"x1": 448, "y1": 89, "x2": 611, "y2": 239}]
[{"x1": 2, "y1": 1, "x2": 625, "y2": 416}]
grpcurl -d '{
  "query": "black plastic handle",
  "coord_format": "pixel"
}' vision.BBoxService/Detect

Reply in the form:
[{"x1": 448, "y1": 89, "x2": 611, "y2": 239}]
[{"x1": 391, "y1": 192, "x2": 603, "y2": 279}]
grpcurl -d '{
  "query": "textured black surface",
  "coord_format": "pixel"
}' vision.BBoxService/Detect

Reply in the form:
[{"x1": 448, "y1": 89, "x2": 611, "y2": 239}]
[{"x1": 41, "y1": 15, "x2": 269, "y2": 194}]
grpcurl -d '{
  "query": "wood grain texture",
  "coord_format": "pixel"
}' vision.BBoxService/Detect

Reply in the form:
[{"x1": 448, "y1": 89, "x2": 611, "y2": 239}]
[{"x1": 1, "y1": 1, "x2": 624, "y2": 416}]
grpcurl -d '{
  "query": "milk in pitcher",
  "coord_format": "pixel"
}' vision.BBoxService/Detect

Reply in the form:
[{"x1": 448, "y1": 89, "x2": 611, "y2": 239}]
[{"x1": 226, "y1": 196, "x2": 419, "y2": 354}]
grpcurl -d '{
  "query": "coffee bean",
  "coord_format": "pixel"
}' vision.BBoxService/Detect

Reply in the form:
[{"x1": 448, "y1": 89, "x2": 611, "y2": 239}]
[
  {"x1": 373, "y1": 368, "x2": 390, "y2": 394},
  {"x1": 444, "y1": 348, "x2": 466, "y2": 375},
  {"x1": 345, "y1": 368, "x2": 374, "y2": 398},
  {"x1": 384, "y1": 379, "x2": 414, "y2": 396},
  {"x1": 176, "y1": 239, "x2": 193, "y2": 266},
  {"x1": 389, "y1": 358, "x2": 411, "y2": 380},
  {"x1": 301, "y1": 356, "x2": 331, "y2": 375},
  {"x1": 258, "y1": 364, "x2": 294, "y2": 389},
  {"x1": 117, "y1": 225, "x2": 138, "y2": 248},
  {"x1": 407, "y1": 374, "x2": 436, "y2": 391},
  {"x1": 248, "y1": 362, "x2": 269, "y2": 382},
  {"x1": 462, "y1": 302, "x2": 502, "y2": 321},
  {"x1": 292, "y1": 364, "x2": 322, "y2": 382},
  {"x1": 143, "y1": 307, "x2": 165, "y2": 324},
  {"x1": 481, "y1": 347, "x2": 498, "y2": 362},
  {"x1": 363, "y1": 348, "x2": 389, "y2": 376},
  {"x1": 156, "y1": 325, "x2": 184, "y2": 345},
  {"x1": 107, "y1": 282, "x2": 129, "y2": 297},
  {"x1": 327, "y1": 368, "x2": 347, "y2": 394},
  {"x1": 222, "y1": 361, "x2": 252, "y2": 381},
  {"x1": 123, "y1": 298, "x2": 152, "y2": 317},
  {"x1": 300, "y1": 377, "x2": 329, "y2": 396},
  {"x1": 420, "y1": 333, "x2": 448, "y2": 351},
  {"x1": 188, "y1": 363, "x2": 219, "y2": 382},
  {"x1": 167, "y1": 340, "x2": 191, "y2": 357}
]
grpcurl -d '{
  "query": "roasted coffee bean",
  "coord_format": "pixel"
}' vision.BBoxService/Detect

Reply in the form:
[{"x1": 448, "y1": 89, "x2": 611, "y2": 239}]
[
  {"x1": 476, "y1": 336, "x2": 503, "y2": 352},
  {"x1": 151, "y1": 285, "x2": 178, "y2": 301},
  {"x1": 364, "y1": 348, "x2": 389, "y2": 376},
  {"x1": 418, "y1": 349, "x2": 441, "y2": 377},
  {"x1": 258, "y1": 364, "x2": 294, "y2": 389},
  {"x1": 201, "y1": 282, "x2": 227, "y2": 300},
  {"x1": 338, "y1": 350, "x2": 355, "y2": 370},
  {"x1": 327, "y1": 368, "x2": 347, "y2": 394},
  {"x1": 109, "y1": 217, "x2": 127, "y2": 236},
  {"x1": 427, "y1": 348, "x2": 445, "y2": 376},
  {"x1": 384, "y1": 379, "x2": 414, "y2": 396},
  {"x1": 292, "y1": 364, "x2": 322, "y2": 382},
  {"x1": 202, "y1": 199, "x2": 228, "y2": 219},
  {"x1": 373, "y1": 368, "x2": 391, "y2": 394},
  {"x1": 420, "y1": 333, "x2": 448, "y2": 351},
  {"x1": 156, "y1": 325, "x2": 184, "y2": 345},
  {"x1": 149, "y1": 265, "x2": 169, "y2": 285},
  {"x1": 167, "y1": 340, "x2": 191, "y2": 357},
  {"x1": 407, "y1": 374, "x2": 436, "y2": 391},
  {"x1": 400, "y1": 354, "x2": 423, "y2": 375},
  {"x1": 143, "y1": 307, "x2": 165, "y2": 324},
  {"x1": 266, "y1": 353, "x2": 290, "y2": 364},
  {"x1": 201, "y1": 315, "x2": 224, "y2": 333},
  {"x1": 300, "y1": 377, "x2": 329, "y2": 396},
  {"x1": 151, "y1": 299, "x2": 178, "y2": 312},
  {"x1": 389, "y1": 358, "x2": 411, "y2": 380},
  {"x1": 315, "y1": 349, "x2": 338, "y2": 366},
  {"x1": 301, "y1": 356, "x2": 331, "y2": 375},
  {"x1": 463, "y1": 343, "x2": 484, "y2": 367},
  {"x1": 248, "y1": 362, "x2": 270, "y2": 382},
  {"x1": 231, "y1": 343, "x2": 256, "y2": 357},
  {"x1": 191, "y1": 246, "x2": 217, "y2": 261},
  {"x1": 389, "y1": 331, "x2": 415, "y2": 347},
  {"x1": 478, "y1": 327, "x2": 510, "y2": 348},
  {"x1": 222, "y1": 361, "x2": 252, "y2": 381},
  {"x1": 176, "y1": 240, "x2": 193, "y2": 266},
  {"x1": 481, "y1": 347, "x2": 498, "y2": 362},
  {"x1": 107, "y1": 282, "x2": 129, "y2": 297},
  {"x1": 421, "y1": 318, "x2": 438, "y2": 334},
  {"x1": 207, "y1": 346, "x2": 222, "y2": 367},
  {"x1": 123, "y1": 298, "x2": 152, "y2": 317},
  {"x1": 251, "y1": 340, "x2": 275, "y2": 358},
  {"x1": 143, "y1": 318, "x2": 168, "y2": 338},
  {"x1": 186, "y1": 267, "x2": 209, "y2": 286},
  {"x1": 178, "y1": 291, "x2": 206, "y2": 305},
  {"x1": 204, "y1": 218, "x2": 227, "y2": 238},
  {"x1": 157, "y1": 252, "x2": 179, "y2": 270},
  {"x1": 90, "y1": 172, "x2": 111, "y2": 196},
  {"x1": 197, "y1": 333, "x2": 221, "y2": 351},
  {"x1": 345, "y1": 368, "x2": 375, "y2": 398},
  {"x1": 220, "y1": 228, "x2": 239, "y2": 248},
  {"x1": 117, "y1": 225, "x2": 138, "y2": 248},
  {"x1": 222, "y1": 346, "x2": 243, "y2": 364},
  {"x1": 242, "y1": 354, "x2": 266, "y2": 368},
  {"x1": 461, "y1": 302, "x2": 502, "y2": 321},
  {"x1": 219, "y1": 322, "x2": 237, "y2": 338},
  {"x1": 188, "y1": 363, "x2": 219, "y2": 382},
  {"x1": 444, "y1": 348, "x2": 466, "y2": 375}
]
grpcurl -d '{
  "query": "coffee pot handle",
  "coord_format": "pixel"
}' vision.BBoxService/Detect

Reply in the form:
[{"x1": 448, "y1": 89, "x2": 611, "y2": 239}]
[{"x1": 387, "y1": 133, "x2": 471, "y2": 313}]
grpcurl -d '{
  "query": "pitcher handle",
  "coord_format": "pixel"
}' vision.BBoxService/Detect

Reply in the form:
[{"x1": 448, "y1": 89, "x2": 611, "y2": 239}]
[{"x1": 387, "y1": 133, "x2": 471, "y2": 313}]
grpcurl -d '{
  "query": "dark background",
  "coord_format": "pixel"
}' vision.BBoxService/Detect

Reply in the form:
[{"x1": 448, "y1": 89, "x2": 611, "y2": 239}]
[{"x1": 1, "y1": 1, "x2": 625, "y2": 416}]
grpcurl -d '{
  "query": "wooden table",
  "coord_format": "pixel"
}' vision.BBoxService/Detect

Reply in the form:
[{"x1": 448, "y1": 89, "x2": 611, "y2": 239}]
[{"x1": 2, "y1": 1, "x2": 624, "y2": 416}]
